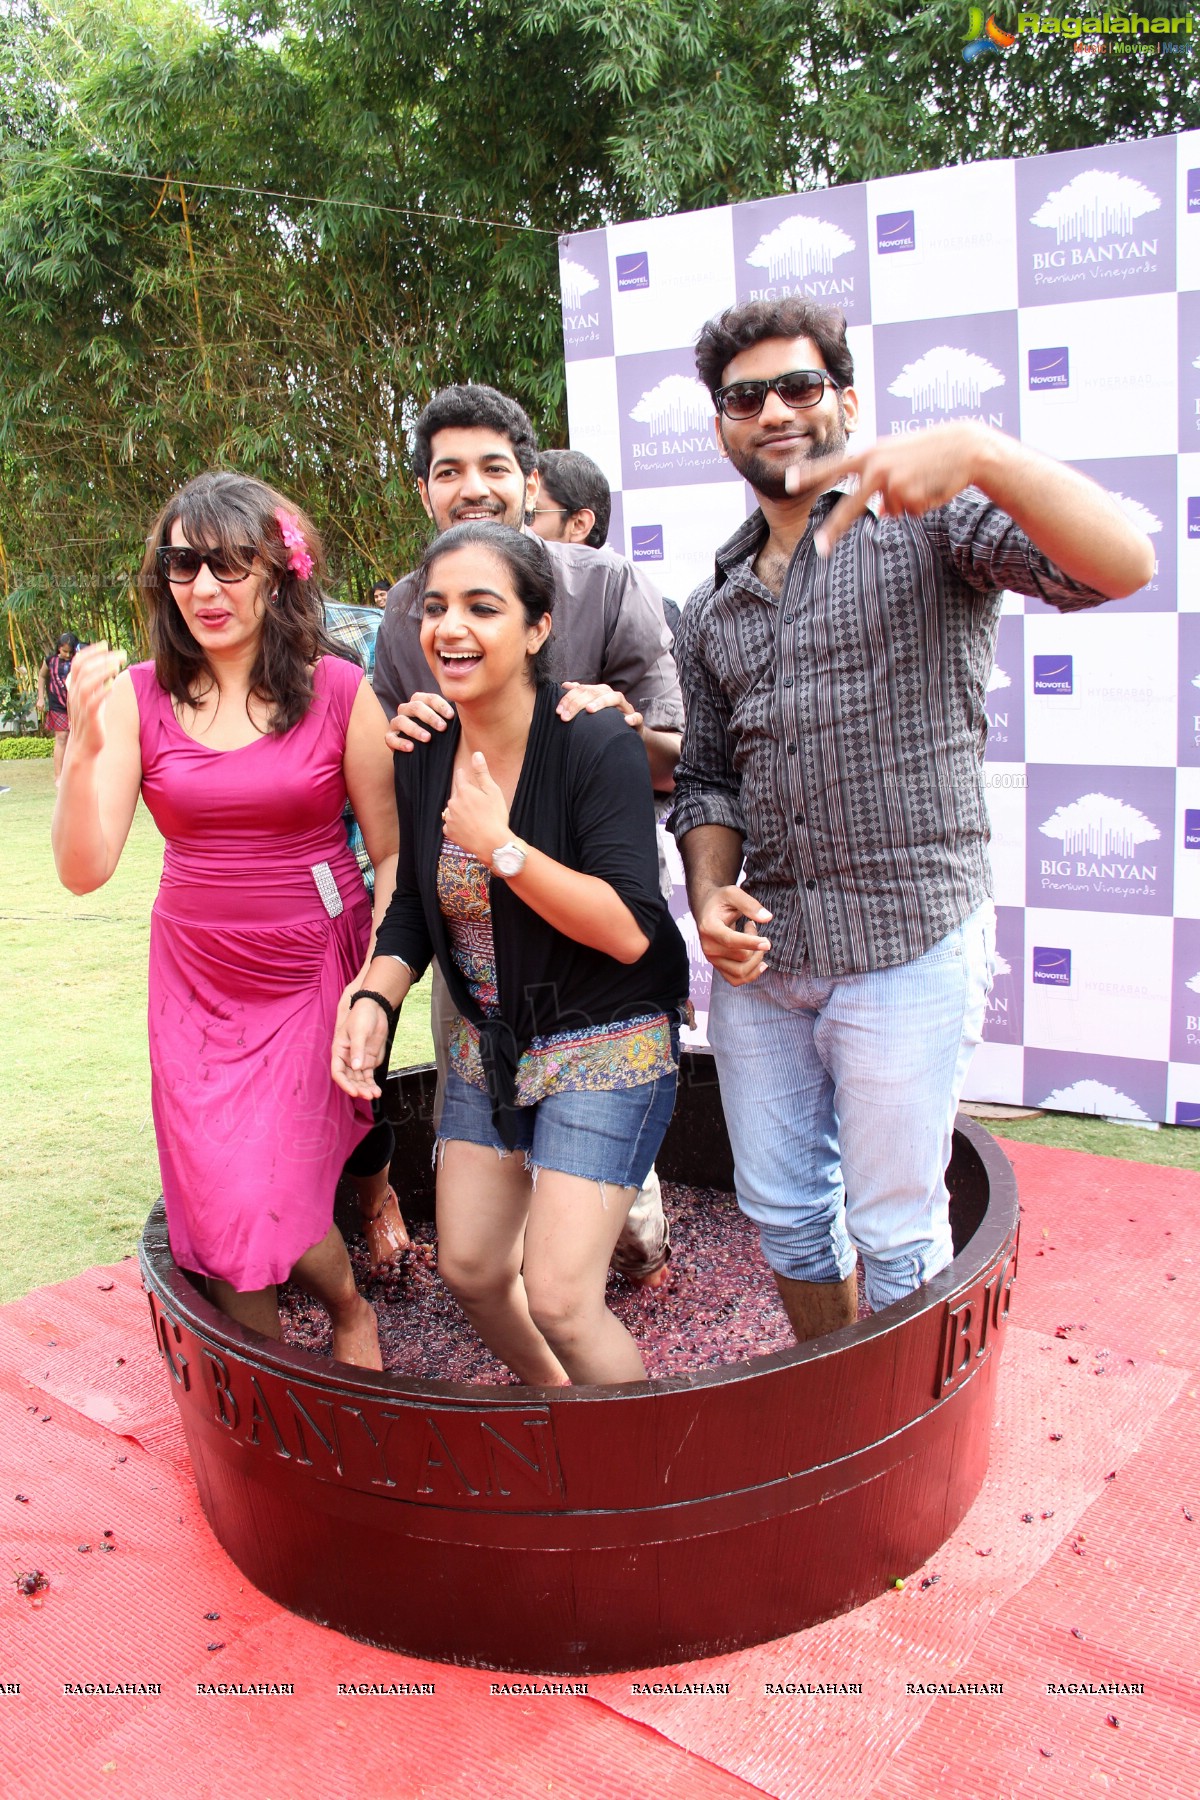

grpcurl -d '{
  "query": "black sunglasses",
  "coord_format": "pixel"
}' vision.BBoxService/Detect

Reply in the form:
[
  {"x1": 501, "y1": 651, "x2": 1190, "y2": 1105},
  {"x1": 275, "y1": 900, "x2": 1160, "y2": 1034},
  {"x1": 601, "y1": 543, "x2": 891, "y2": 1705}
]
[
  {"x1": 713, "y1": 369, "x2": 841, "y2": 421},
  {"x1": 156, "y1": 544, "x2": 257, "y2": 584}
]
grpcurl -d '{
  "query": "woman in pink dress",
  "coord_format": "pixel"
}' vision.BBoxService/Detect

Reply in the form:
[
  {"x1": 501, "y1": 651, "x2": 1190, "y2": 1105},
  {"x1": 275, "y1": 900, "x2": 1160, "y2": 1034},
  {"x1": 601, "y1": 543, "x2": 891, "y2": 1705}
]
[{"x1": 52, "y1": 472, "x2": 398, "y2": 1368}]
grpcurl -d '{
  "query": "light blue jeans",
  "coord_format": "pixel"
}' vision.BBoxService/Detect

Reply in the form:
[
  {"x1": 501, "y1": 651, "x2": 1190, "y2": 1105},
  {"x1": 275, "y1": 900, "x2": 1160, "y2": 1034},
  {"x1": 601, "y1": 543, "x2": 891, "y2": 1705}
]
[{"x1": 708, "y1": 901, "x2": 995, "y2": 1312}]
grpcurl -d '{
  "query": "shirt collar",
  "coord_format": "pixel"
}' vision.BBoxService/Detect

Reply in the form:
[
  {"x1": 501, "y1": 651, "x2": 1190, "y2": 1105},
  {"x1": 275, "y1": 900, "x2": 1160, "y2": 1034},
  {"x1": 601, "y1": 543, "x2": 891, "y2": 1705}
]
[{"x1": 713, "y1": 477, "x2": 872, "y2": 588}]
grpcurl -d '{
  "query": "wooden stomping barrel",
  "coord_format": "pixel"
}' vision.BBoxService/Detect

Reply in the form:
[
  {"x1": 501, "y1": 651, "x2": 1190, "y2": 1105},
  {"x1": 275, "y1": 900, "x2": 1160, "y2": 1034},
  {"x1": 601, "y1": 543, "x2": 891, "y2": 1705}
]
[{"x1": 138, "y1": 1053, "x2": 1018, "y2": 1675}]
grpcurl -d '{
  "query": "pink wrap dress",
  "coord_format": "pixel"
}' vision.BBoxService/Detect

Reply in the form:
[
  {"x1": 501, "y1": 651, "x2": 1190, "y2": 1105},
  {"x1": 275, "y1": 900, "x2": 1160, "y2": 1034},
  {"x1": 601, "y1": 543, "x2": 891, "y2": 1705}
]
[{"x1": 131, "y1": 655, "x2": 375, "y2": 1290}]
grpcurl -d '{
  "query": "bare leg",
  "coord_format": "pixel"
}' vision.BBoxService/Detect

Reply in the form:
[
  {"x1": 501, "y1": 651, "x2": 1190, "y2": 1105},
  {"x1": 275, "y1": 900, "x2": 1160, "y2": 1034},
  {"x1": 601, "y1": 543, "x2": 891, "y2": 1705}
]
[
  {"x1": 350, "y1": 1164, "x2": 410, "y2": 1272},
  {"x1": 436, "y1": 1142, "x2": 568, "y2": 1386},
  {"x1": 523, "y1": 1171, "x2": 647, "y2": 1385},
  {"x1": 773, "y1": 1271, "x2": 858, "y2": 1344},
  {"x1": 290, "y1": 1224, "x2": 382, "y2": 1369},
  {"x1": 207, "y1": 1278, "x2": 282, "y2": 1340},
  {"x1": 53, "y1": 730, "x2": 68, "y2": 785}
]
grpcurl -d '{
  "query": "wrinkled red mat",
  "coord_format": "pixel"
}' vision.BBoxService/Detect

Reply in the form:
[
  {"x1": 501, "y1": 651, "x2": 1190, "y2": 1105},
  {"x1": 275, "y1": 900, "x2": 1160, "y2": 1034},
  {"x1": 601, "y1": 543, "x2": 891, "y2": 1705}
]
[{"x1": 1, "y1": 1140, "x2": 1197, "y2": 1800}]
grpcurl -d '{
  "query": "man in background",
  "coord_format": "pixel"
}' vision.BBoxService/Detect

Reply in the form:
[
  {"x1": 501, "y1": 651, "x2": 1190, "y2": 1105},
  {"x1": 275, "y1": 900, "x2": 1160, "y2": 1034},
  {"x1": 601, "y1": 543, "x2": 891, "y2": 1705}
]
[
  {"x1": 374, "y1": 383, "x2": 683, "y2": 1284},
  {"x1": 529, "y1": 448, "x2": 610, "y2": 549}
]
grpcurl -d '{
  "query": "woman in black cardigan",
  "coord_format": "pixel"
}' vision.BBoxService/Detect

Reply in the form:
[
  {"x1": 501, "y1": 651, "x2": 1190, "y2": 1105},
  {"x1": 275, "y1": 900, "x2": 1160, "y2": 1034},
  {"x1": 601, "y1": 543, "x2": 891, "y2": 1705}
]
[{"x1": 334, "y1": 524, "x2": 688, "y2": 1385}]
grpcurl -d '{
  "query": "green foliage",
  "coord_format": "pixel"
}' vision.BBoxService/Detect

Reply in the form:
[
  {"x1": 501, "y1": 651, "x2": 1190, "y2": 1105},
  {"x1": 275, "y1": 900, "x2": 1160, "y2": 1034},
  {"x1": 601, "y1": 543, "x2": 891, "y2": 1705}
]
[
  {"x1": 1, "y1": 0, "x2": 1196, "y2": 676},
  {"x1": 0, "y1": 733, "x2": 54, "y2": 757}
]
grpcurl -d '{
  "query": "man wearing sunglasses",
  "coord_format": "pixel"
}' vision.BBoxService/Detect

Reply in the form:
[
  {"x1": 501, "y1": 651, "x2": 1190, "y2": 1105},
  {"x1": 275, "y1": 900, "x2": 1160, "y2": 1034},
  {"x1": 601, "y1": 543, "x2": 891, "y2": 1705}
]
[{"x1": 671, "y1": 297, "x2": 1154, "y2": 1345}]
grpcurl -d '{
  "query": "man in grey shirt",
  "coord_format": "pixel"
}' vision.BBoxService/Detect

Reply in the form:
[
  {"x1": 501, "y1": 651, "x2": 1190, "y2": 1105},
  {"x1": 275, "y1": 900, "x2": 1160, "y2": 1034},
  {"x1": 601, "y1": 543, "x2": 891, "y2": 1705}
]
[
  {"x1": 672, "y1": 297, "x2": 1153, "y2": 1344},
  {"x1": 376, "y1": 383, "x2": 683, "y2": 1283}
]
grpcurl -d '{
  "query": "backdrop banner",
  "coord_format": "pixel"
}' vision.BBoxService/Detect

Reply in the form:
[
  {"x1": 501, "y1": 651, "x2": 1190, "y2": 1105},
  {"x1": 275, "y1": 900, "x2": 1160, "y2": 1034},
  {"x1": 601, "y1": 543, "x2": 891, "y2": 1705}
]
[{"x1": 559, "y1": 129, "x2": 1200, "y2": 1127}]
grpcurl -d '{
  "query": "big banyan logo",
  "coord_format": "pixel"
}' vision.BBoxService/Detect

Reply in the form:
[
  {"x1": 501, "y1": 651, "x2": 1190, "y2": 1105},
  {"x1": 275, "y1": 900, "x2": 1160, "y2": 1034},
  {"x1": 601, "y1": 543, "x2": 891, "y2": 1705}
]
[
  {"x1": 628, "y1": 375, "x2": 713, "y2": 437},
  {"x1": 1030, "y1": 170, "x2": 1161, "y2": 246},
  {"x1": 888, "y1": 347, "x2": 1005, "y2": 414},
  {"x1": 1038, "y1": 793, "x2": 1161, "y2": 860},
  {"x1": 746, "y1": 215, "x2": 856, "y2": 281},
  {"x1": 559, "y1": 258, "x2": 600, "y2": 312}
]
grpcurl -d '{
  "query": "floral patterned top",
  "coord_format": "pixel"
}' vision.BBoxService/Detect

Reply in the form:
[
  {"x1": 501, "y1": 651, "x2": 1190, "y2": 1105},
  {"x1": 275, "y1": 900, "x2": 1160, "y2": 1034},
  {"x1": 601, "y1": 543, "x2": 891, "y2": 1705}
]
[{"x1": 437, "y1": 839, "x2": 675, "y2": 1106}]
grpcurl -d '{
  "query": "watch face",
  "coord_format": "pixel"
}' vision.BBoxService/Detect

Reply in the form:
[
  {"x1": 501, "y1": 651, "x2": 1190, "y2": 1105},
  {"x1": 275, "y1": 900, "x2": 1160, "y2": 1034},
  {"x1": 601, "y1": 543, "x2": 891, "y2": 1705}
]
[{"x1": 492, "y1": 842, "x2": 526, "y2": 877}]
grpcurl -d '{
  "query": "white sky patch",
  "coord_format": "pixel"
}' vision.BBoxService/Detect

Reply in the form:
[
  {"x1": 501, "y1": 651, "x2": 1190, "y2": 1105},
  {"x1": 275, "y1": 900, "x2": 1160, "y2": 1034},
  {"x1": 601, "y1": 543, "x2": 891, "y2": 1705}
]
[
  {"x1": 1104, "y1": 490, "x2": 1162, "y2": 535},
  {"x1": 1040, "y1": 1078, "x2": 1151, "y2": 1120},
  {"x1": 987, "y1": 664, "x2": 1012, "y2": 693},
  {"x1": 745, "y1": 215, "x2": 856, "y2": 281},
  {"x1": 1030, "y1": 170, "x2": 1161, "y2": 246},
  {"x1": 1039, "y1": 793, "x2": 1160, "y2": 860},
  {"x1": 887, "y1": 347, "x2": 1005, "y2": 414},
  {"x1": 559, "y1": 259, "x2": 600, "y2": 311},
  {"x1": 629, "y1": 375, "x2": 713, "y2": 435}
]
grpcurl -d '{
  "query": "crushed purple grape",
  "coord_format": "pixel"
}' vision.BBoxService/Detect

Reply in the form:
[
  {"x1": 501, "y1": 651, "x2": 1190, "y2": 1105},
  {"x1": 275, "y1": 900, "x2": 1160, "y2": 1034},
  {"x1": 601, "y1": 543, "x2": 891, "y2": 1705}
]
[{"x1": 278, "y1": 1184, "x2": 871, "y2": 1384}]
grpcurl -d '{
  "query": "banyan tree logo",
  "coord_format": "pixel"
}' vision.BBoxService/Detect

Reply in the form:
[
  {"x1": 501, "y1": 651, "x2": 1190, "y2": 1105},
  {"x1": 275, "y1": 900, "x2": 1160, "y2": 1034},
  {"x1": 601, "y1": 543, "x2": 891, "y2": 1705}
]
[
  {"x1": 1031, "y1": 170, "x2": 1161, "y2": 244},
  {"x1": 1039, "y1": 1078, "x2": 1150, "y2": 1120},
  {"x1": 888, "y1": 347, "x2": 1005, "y2": 414},
  {"x1": 1106, "y1": 490, "x2": 1162, "y2": 537},
  {"x1": 559, "y1": 259, "x2": 599, "y2": 312},
  {"x1": 629, "y1": 375, "x2": 713, "y2": 436},
  {"x1": 1187, "y1": 970, "x2": 1200, "y2": 995},
  {"x1": 987, "y1": 663, "x2": 1011, "y2": 693},
  {"x1": 746, "y1": 215, "x2": 856, "y2": 282},
  {"x1": 1039, "y1": 792, "x2": 1160, "y2": 860}
]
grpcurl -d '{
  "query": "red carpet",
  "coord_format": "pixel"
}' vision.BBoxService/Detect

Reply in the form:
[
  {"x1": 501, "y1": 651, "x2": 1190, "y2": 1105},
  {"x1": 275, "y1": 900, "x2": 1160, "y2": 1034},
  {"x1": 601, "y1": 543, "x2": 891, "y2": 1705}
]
[{"x1": 2, "y1": 1139, "x2": 1197, "y2": 1799}]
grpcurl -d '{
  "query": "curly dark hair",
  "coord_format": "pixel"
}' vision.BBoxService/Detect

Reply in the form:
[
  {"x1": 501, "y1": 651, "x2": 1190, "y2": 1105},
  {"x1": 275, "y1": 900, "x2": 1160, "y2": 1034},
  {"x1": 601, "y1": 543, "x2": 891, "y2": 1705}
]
[
  {"x1": 138, "y1": 470, "x2": 348, "y2": 736},
  {"x1": 411, "y1": 385, "x2": 538, "y2": 484},
  {"x1": 694, "y1": 299, "x2": 855, "y2": 400},
  {"x1": 419, "y1": 523, "x2": 557, "y2": 688}
]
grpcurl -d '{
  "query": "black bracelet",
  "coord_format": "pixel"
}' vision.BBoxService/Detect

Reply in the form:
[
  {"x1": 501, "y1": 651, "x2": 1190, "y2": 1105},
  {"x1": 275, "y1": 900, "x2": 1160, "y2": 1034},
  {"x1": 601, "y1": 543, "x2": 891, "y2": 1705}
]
[{"x1": 349, "y1": 988, "x2": 399, "y2": 1030}]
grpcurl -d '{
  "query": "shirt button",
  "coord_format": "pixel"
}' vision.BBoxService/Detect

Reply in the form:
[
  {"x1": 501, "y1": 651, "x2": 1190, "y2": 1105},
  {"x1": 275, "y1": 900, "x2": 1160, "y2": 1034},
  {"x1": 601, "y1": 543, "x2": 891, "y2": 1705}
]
[
  {"x1": 794, "y1": 813, "x2": 805, "y2": 826},
  {"x1": 805, "y1": 879, "x2": 817, "y2": 891},
  {"x1": 786, "y1": 743, "x2": 797, "y2": 755},
  {"x1": 783, "y1": 613, "x2": 794, "y2": 624},
  {"x1": 783, "y1": 676, "x2": 794, "y2": 688}
]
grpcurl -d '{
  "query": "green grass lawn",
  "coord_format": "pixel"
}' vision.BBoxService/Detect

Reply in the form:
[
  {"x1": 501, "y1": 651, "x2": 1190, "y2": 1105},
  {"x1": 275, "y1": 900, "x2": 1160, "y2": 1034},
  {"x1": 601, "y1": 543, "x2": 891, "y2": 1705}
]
[
  {"x1": 1, "y1": 757, "x2": 1193, "y2": 1304},
  {"x1": 0, "y1": 760, "x2": 432, "y2": 1304}
]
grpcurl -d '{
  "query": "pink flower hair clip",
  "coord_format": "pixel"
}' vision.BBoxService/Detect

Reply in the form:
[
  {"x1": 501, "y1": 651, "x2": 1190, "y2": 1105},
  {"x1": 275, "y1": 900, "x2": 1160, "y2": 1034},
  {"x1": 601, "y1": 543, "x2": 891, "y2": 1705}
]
[{"x1": 274, "y1": 506, "x2": 314, "y2": 581}]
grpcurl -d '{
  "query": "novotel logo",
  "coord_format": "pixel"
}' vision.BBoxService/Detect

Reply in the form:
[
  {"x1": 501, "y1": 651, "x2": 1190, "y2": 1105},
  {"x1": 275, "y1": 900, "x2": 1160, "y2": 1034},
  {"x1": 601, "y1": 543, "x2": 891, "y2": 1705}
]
[
  {"x1": 1028, "y1": 347, "x2": 1070, "y2": 390},
  {"x1": 615, "y1": 252, "x2": 650, "y2": 292},
  {"x1": 876, "y1": 211, "x2": 915, "y2": 255},
  {"x1": 631, "y1": 524, "x2": 664, "y2": 562},
  {"x1": 1177, "y1": 1101, "x2": 1200, "y2": 1128},
  {"x1": 1189, "y1": 497, "x2": 1200, "y2": 540},
  {"x1": 1033, "y1": 655, "x2": 1073, "y2": 695},
  {"x1": 1186, "y1": 808, "x2": 1200, "y2": 851},
  {"x1": 1032, "y1": 946, "x2": 1072, "y2": 987},
  {"x1": 1188, "y1": 169, "x2": 1200, "y2": 215}
]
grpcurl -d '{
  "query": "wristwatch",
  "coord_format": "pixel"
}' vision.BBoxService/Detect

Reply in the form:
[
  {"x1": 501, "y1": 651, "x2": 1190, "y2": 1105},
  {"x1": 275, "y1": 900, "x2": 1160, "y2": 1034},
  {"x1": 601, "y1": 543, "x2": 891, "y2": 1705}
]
[{"x1": 490, "y1": 838, "x2": 527, "y2": 878}]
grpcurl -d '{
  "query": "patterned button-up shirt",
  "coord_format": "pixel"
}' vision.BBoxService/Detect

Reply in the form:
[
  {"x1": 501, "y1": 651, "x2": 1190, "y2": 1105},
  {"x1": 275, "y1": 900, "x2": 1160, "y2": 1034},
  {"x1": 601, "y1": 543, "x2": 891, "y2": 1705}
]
[{"x1": 670, "y1": 487, "x2": 1111, "y2": 978}]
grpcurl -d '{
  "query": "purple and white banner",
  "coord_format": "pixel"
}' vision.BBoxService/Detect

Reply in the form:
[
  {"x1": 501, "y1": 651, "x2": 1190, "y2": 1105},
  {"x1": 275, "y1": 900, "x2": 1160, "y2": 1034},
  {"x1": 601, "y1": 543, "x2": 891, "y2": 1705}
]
[{"x1": 561, "y1": 127, "x2": 1200, "y2": 1124}]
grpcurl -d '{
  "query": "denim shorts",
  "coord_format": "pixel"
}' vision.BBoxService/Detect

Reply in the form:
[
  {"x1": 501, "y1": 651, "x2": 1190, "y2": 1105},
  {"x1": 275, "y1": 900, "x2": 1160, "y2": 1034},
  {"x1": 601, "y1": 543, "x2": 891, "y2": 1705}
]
[{"x1": 437, "y1": 1063, "x2": 678, "y2": 1192}]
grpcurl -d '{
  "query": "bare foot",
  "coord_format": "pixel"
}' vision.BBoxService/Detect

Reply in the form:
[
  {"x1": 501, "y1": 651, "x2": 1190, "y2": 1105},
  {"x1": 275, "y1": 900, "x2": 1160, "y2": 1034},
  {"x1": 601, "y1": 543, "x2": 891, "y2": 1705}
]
[
  {"x1": 331, "y1": 1294, "x2": 382, "y2": 1370},
  {"x1": 363, "y1": 1186, "x2": 410, "y2": 1274},
  {"x1": 627, "y1": 1263, "x2": 671, "y2": 1291}
]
